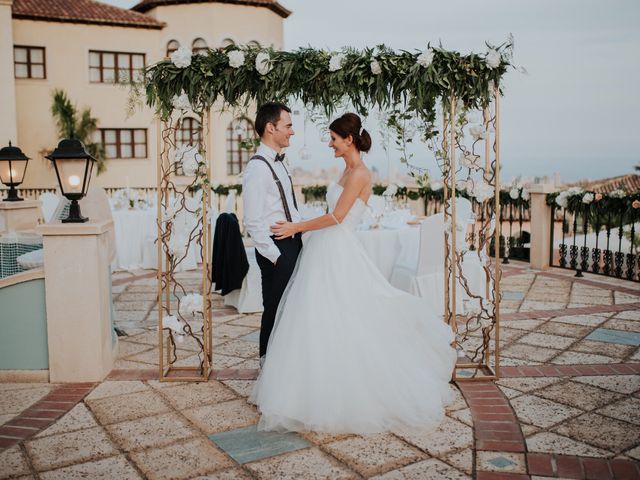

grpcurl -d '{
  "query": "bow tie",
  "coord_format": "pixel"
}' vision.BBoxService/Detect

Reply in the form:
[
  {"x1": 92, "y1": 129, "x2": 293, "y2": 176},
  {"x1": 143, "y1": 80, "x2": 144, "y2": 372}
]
[{"x1": 275, "y1": 153, "x2": 286, "y2": 162}]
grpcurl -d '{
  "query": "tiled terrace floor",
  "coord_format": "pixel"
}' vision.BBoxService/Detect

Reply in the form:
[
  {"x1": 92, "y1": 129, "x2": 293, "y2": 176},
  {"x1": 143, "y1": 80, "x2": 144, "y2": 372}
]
[{"x1": 1, "y1": 262, "x2": 639, "y2": 479}]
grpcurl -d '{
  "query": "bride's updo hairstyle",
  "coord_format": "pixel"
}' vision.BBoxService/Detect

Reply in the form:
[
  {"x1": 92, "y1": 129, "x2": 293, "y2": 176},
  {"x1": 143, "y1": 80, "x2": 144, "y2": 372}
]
[{"x1": 329, "y1": 113, "x2": 372, "y2": 153}]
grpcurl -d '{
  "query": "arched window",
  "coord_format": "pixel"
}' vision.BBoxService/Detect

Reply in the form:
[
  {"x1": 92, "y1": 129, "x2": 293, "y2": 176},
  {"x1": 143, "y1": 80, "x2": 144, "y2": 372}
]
[
  {"x1": 227, "y1": 117, "x2": 257, "y2": 176},
  {"x1": 166, "y1": 40, "x2": 180, "y2": 57},
  {"x1": 192, "y1": 38, "x2": 208, "y2": 55},
  {"x1": 220, "y1": 38, "x2": 235, "y2": 48},
  {"x1": 176, "y1": 117, "x2": 201, "y2": 147},
  {"x1": 247, "y1": 40, "x2": 260, "y2": 48}
]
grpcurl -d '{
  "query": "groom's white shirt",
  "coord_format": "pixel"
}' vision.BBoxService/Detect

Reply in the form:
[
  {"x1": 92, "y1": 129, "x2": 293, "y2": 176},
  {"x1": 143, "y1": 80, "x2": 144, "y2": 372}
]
[{"x1": 242, "y1": 143, "x2": 301, "y2": 264}]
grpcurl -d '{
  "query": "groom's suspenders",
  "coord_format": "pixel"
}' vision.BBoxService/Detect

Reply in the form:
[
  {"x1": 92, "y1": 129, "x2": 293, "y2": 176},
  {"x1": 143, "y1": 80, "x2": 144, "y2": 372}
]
[{"x1": 249, "y1": 155, "x2": 299, "y2": 223}]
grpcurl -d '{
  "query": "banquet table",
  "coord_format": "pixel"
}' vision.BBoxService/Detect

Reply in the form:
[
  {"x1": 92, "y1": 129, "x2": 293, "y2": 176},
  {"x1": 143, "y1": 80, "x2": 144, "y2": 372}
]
[
  {"x1": 355, "y1": 224, "x2": 420, "y2": 281},
  {"x1": 111, "y1": 208, "x2": 199, "y2": 272}
]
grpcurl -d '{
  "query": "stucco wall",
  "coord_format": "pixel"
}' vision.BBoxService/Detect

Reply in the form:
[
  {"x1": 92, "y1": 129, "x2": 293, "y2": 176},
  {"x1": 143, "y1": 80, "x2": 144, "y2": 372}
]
[{"x1": 9, "y1": 2, "x2": 284, "y2": 190}]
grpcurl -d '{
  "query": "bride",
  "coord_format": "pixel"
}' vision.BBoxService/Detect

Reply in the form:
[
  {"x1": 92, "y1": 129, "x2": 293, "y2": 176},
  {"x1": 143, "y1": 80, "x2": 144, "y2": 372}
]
[{"x1": 249, "y1": 112, "x2": 457, "y2": 434}]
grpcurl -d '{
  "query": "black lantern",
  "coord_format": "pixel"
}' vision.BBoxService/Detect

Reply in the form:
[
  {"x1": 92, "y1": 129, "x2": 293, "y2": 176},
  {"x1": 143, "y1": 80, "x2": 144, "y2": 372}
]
[
  {"x1": 0, "y1": 142, "x2": 29, "y2": 201},
  {"x1": 45, "y1": 139, "x2": 96, "y2": 223}
]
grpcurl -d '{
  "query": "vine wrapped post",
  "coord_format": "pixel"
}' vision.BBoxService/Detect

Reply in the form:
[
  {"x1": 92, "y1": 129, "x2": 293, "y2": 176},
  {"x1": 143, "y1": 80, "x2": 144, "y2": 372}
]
[{"x1": 157, "y1": 110, "x2": 213, "y2": 382}]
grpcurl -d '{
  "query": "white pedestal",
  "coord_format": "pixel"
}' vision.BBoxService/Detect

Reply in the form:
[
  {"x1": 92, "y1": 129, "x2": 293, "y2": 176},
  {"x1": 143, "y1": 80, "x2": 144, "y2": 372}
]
[
  {"x1": 36, "y1": 219, "x2": 118, "y2": 382},
  {"x1": 0, "y1": 199, "x2": 41, "y2": 233}
]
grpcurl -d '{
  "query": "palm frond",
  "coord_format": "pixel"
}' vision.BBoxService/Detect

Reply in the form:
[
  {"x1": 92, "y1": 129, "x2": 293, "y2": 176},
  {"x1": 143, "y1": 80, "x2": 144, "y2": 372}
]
[{"x1": 51, "y1": 89, "x2": 77, "y2": 138}]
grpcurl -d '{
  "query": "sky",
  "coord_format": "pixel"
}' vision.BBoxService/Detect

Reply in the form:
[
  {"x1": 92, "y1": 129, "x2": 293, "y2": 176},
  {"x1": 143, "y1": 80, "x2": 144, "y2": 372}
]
[{"x1": 106, "y1": 0, "x2": 640, "y2": 183}]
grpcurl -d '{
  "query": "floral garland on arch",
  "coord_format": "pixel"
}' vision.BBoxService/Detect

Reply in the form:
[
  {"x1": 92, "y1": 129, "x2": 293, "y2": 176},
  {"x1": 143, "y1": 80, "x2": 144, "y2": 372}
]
[{"x1": 141, "y1": 42, "x2": 513, "y2": 121}]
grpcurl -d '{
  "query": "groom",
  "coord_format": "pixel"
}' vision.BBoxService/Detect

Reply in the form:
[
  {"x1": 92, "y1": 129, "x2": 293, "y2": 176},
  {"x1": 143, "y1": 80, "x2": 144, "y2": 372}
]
[{"x1": 243, "y1": 102, "x2": 302, "y2": 363}]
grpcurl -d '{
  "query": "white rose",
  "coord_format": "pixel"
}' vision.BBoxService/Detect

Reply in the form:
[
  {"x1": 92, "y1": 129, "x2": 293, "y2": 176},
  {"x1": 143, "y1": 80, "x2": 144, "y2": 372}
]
[
  {"x1": 170, "y1": 46, "x2": 192, "y2": 68},
  {"x1": 417, "y1": 48, "x2": 434, "y2": 67},
  {"x1": 227, "y1": 50, "x2": 245, "y2": 69},
  {"x1": 469, "y1": 125, "x2": 486, "y2": 141},
  {"x1": 171, "y1": 91, "x2": 191, "y2": 111},
  {"x1": 460, "y1": 151, "x2": 480, "y2": 170},
  {"x1": 383, "y1": 184, "x2": 398, "y2": 196},
  {"x1": 582, "y1": 193, "x2": 594, "y2": 204},
  {"x1": 179, "y1": 293, "x2": 204, "y2": 316},
  {"x1": 168, "y1": 233, "x2": 188, "y2": 258},
  {"x1": 521, "y1": 189, "x2": 530, "y2": 201},
  {"x1": 567, "y1": 186, "x2": 584, "y2": 195},
  {"x1": 255, "y1": 51, "x2": 272, "y2": 75},
  {"x1": 328, "y1": 53, "x2": 346, "y2": 72},
  {"x1": 472, "y1": 181, "x2": 494, "y2": 202},
  {"x1": 370, "y1": 59, "x2": 382, "y2": 75},
  {"x1": 609, "y1": 189, "x2": 626, "y2": 198},
  {"x1": 182, "y1": 151, "x2": 201, "y2": 176},
  {"x1": 163, "y1": 315, "x2": 185, "y2": 334},
  {"x1": 556, "y1": 192, "x2": 568, "y2": 208},
  {"x1": 486, "y1": 49, "x2": 501, "y2": 69},
  {"x1": 162, "y1": 203, "x2": 179, "y2": 222},
  {"x1": 509, "y1": 188, "x2": 520, "y2": 200}
]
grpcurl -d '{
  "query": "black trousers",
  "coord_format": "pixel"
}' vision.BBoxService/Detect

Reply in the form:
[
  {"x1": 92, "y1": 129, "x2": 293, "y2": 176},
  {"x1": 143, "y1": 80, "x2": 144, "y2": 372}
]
[{"x1": 255, "y1": 235, "x2": 303, "y2": 358}]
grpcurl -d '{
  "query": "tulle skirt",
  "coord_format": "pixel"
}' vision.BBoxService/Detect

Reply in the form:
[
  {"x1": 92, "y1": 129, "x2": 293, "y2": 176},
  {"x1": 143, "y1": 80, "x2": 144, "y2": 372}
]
[{"x1": 249, "y1": 223, "x2": 457, "y2": 434}]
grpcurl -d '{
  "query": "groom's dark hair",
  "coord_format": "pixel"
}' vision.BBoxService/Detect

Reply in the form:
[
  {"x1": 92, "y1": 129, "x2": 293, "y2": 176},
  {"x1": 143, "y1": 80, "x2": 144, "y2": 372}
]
[{"x1": 255, "y1": 102, "x2": 291, "y2": 137}]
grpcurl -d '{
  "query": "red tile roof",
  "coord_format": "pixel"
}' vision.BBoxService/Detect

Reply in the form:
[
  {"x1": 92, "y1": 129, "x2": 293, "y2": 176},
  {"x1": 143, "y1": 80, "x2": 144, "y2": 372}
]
[
  {"x1": 12, "y1": 0, "x2": 165, "y2": 29},
  {"x1": 131, "y1": 0, "x2": 291, "y2": 18},
  {"x1": 571, "y1": 174, "x2": 640, "y2": 193}
]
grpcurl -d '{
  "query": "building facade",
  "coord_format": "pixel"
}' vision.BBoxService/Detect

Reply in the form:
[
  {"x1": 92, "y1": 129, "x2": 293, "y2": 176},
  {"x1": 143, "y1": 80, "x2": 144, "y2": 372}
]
[{"x1": 0, "y1": 0, "x2": 289, "y2": 190}]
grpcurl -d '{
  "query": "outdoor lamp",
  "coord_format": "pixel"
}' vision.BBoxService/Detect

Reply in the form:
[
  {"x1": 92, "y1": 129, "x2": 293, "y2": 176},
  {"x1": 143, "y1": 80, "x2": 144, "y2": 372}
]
[
  {"x1": 0, "y1": 142, "x2": 29, "y2": 201},
  {"x1": 45, "y1": 139, "x2": 96, "y2": 223}
]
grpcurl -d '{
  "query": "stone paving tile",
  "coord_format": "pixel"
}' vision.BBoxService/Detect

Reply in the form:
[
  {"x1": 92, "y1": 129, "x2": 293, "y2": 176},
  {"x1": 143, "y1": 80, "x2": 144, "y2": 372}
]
[
  {"x1": 553, "y1": 412, "x2": 640, "y2": 453},
  {"x1": 245, "y1": 447, "x2": 357, "y2": 480},
  {"x1": 38, "y1": 455, "x2": 142, "y2": 479},
  {"x1": 85, "y1": 381, "x2": 150, "y2": 401},
  {"x1": 115, "y1": 300, "x2": 155, "y2": 311},
  {"x1": 215, "y1": 339, "x2": 259, "y2": 359},
  {"x1": 550, "y1": 351, "x2": 617, "y2": 365},
  {"x1": 188, "y1": 468, "x2": 254, "y2": 479},
  {"x1": 371, "y1": 458, "x2": 471, "y2": 480},
  {"x1": 603, "y1": 317, "x2": 640, "y2": 332},
  {"x1": 87, "y1": 390, "x2": 170, "y2": 425},
  {"x1": 221, "y1": 380, "x2": 255, "y2": 398},
  {"x1": 501, "y1": 344, "x2": 561, "y2": 363},
  {"x1": 25, "y1": 427, "x2": 117, "y2": 471},
  {"x1": 210, "y1": 425, "x2": 310, "y2": 464},
  {"x1": 445, "y1": 447, "x2": 473, "y2": 475},
  {"x1": 124, "y1": 347, "x2": 195, "y2": 365},
  {"x1": 214, "y1": 324, "x2": 258, "y2": 341},
  {"x1": 533, "y1": 380, "x2": 624, "y2": 411},
  {"x1": 626, "y1": 445, "x2": 640, "y2": 461},
  {"x1": 213, "y1": 354, "x2": 246, "y2": 369},
  {"x1": 496, "y1": 377, "x2": 561, "y2": 392},
  {"x1": 0, "y1": 445, "x2": 30, "y2": 478},
  {"x1": 476, "y1": 451, "x2": 526, "y2": 474},
  {"x1": 535, "y1": 321, "x2": 594, "y2": 338},
  {"x1": 397, "y1": 416, "x2": 472, "y2": 456},
  {"x1": 35, "y1": 403, "x2": 98, "y2": 438},
  {"x1": 228, "y1": 315, "x2": 262, "y2": 328},
  {"x1": 117, "y1": 341, "x2": 155, "y2": 359},
  {"x1": 503, "y1": 319, "x2": 547, "y2": 331},
  {"x1": 113, "y1": 310, "x2": 149, "y2": 322},
  {"x1": 105, "y1": 412, "x2": 197, "y2": 452},
  {"x1": 497, "y1": 386, "x2": 524, "y2": 399},
  {"x1": 510, "y1": 395, "x2": 582, "y2": 429},
  {"x1": 300, "y1": 431, "x2": 355, "y2": 445},
  {"x1": 159, "y1": 381, "x2": 237, "y2": 410},
  {"x1": 615, "y1": 310, "x2": 640, "y2": 321},
  {"x1": 525, "y1": 431, "x2": 611, "y2": 457},
  {"x1": 572, "y1": 374, "x2": 640, "y2": 394},
  {"x1": 0, "y1": 413, "x2": 15, "y2": 425},
  {"x1": 500, "y1": 357, "x2": 536, "y2": 366},
  {"x1": 0, "y1": 386, "x2": 53, "y2": 415},
  {"x1": 571, "y1": 339, "x2": 636, "y2": 359},
  {"x1": 587, "y1": 328, "x2": 640, "y2": 346},
  {"x1": 449, "y1": 408, "x2": 473, "y2": 427},
  {"x1": 550, "y1": 314, "x2": 611, "y2": 327},
  {"x1": 125, "y1": 331, "x2": 161, "y2": 346},
  {"x1": 596, "y1": 396, "x2": 640, "y2": 425},
  {"x1": 520, "y1": 301, "x2": 567, "y2": 311},
  {"x1": 181, "y1": 399, "x2": 259, "y2": 434},
  {"x1": 130, "y1": 437, "x2": 233, "y2": 480},
  {"x1": 0, "y1": 383, "x2": 52, "y2": 393},
  {"x1": 516, "y1": 332, "x2": 576, "y2": 350},
  {"x1": 323, "y1": 434, "x2": 426, "y2": 478}
]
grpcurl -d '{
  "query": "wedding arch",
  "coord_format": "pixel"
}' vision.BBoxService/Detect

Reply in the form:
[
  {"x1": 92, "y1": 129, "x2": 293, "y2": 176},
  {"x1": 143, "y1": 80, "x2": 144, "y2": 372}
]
[{"x1": 141, "y1": 41, "x2": 513, "y2": 382}]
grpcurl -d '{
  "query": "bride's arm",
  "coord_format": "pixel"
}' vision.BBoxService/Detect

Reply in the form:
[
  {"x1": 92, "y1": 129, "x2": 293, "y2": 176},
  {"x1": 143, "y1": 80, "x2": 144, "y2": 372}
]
[{"x1": 271, "y1": 170, "x2": 369, "y2": 239}]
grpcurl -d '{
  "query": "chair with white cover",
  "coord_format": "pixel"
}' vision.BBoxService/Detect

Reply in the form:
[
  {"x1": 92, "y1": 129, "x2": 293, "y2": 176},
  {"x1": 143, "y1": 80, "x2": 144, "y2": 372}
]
[
  {"x1": 39, "y1": 192, "x2": 61, "y2": 223},
  {"x1": 223, "y1": 246, "x2": 264, "y2": 313},
  {"x1": 366, "y1": 194, "x2": 385, "y2": 217},
  {"x1": 389, "y1": 213, "x2": 487, "y2": 316},
  {"x1": 223, "y1": 189, "x2": 237, "y2": 213}
]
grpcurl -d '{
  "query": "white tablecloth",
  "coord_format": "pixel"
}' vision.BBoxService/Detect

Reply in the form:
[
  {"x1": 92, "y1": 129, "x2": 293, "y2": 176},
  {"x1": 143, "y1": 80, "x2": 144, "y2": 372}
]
[
  {"x1": 355, "y1": 226, "x2": 420, "y2": 281},
  {"x1": 111, "y1": 208, "x2": 199, "y2": 272}
]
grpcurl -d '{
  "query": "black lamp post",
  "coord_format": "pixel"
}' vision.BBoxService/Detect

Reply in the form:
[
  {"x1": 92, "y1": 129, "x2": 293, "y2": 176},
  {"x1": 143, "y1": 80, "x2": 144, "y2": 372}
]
[
  {"x1": 0, "y1": 142, "x2": 29, "y2": 201},
  {"x1": 45, "y1": 139, "x2": 96, "y2": 223}
]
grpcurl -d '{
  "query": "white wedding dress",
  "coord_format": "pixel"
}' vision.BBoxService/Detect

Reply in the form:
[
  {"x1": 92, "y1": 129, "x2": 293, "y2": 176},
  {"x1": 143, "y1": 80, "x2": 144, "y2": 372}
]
[{"x1": 250, "y1": 182, "x2": 457, "y2": 434}]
